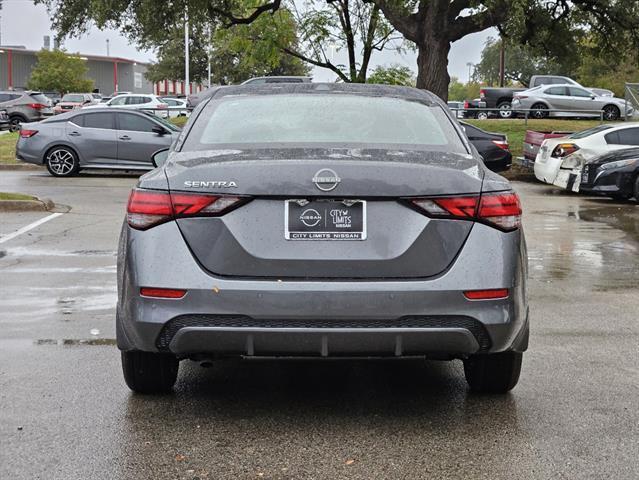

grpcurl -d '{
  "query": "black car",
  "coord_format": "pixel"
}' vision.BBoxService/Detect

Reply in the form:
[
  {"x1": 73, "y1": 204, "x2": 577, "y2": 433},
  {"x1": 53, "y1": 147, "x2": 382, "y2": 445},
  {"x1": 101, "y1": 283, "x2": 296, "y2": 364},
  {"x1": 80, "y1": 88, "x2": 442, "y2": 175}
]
[
  {"x1": 461, "y1": 121, "x2": 512, "y2": 172},
  {"x1": 580, "y1": 148, "x2": 639, "y2": 201},
  {"x1": 461, "y1": 99, "x2": 489, "y2": 119}
]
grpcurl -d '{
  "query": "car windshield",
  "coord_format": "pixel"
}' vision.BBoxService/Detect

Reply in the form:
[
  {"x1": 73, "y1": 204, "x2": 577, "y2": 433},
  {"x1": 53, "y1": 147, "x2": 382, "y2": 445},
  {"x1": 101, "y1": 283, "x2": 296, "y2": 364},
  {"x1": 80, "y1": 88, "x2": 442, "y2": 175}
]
[
  {"x1": 185, "y1": 94, "x2": 466, "y2": 152},
  {"x1": 569, "y1": 125, "x2": 613, "y2": 139},
  {"x1": 62, "y1": 94, "x2": 85, "y2": 103}
]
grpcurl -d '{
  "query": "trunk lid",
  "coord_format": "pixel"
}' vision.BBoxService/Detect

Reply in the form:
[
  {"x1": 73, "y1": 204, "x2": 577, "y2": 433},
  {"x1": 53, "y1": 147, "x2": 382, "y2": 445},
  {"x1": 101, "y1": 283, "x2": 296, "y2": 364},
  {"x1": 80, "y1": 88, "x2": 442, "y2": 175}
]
[{"x1": 166, "y1": 148, "x2": 484, "y2": 279}]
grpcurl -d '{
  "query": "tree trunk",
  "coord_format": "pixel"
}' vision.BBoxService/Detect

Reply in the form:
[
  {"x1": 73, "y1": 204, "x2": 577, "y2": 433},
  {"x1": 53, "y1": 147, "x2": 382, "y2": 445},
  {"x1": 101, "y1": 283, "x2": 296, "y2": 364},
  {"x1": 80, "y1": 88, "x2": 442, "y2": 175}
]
[{"x1": 415, "y1": 38, "x2": 451, "y2": 101}]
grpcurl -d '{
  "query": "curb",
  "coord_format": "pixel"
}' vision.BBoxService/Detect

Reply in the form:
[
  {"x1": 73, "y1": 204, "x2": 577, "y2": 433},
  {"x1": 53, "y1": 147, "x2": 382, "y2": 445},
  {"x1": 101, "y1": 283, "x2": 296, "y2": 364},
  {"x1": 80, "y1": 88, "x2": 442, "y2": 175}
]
[
  {"x1": 0, "y1": 197, "x2": 55, "y2": 212},
  {"x1": 0, "y1": 164, "x2": 43, "y2": 171}
]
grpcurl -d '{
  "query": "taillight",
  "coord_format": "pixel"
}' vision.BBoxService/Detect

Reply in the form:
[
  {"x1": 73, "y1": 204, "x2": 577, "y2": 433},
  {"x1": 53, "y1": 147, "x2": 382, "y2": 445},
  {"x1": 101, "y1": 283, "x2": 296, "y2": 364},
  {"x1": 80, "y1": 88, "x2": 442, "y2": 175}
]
[
  {"x1": 479, "y1": 89, "x2": 486, "y2": 99},
  {"x1": 492, "y1": 140, "x2": 509, "y2": 151},
  {"x1": 126, "y1": 189, "x2": 248, "y2": 230},
  {"x1": 551, "y1": 143, "x2": 580, "y2": 158},
  {"x1": 19, "y1": 129, "x2": 38, "y2": 138},
  {"x1": 463, "y1": 100, "x2": 470, "y2": 109},
  {"x1": 410, "y1": 191, "x2": 521, "y2": 231},
  {"x1": 27, "y1": 103, "x2": 47, "y2": 110}
]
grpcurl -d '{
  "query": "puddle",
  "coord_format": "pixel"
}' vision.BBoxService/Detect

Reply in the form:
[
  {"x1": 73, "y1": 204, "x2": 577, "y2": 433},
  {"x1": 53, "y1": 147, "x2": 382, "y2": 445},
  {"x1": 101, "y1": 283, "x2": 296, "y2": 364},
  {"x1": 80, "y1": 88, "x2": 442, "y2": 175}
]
[{"x1": 35, "y1": 338, "x2": 117, "y2": 346}]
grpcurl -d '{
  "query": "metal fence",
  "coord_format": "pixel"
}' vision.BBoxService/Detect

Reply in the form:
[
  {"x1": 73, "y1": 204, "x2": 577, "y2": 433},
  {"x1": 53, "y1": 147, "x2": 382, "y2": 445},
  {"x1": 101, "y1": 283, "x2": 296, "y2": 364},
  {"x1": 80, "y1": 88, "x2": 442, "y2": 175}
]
[{"x1": 624, "y1": 83, "x2": 639, "y2": 121}]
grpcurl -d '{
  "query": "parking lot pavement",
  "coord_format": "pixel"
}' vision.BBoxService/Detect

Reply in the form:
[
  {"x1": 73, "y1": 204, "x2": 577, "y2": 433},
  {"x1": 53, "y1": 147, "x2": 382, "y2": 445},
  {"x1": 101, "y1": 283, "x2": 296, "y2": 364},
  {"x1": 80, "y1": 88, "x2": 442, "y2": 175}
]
[{"x1": 1, "y1": 171, "x2": 638, "y2": 479}]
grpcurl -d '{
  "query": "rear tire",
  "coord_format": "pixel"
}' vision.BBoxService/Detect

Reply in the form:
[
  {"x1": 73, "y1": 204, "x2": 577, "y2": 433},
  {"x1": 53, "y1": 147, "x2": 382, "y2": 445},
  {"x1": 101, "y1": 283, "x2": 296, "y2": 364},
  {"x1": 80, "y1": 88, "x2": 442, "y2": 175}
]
[
  {"x1": 476, "y1": 112, "x2": 488, "y2": 120},
  {"x1": 463, "y1": 351, "x2": 522, "y2": 394},
  {"x1": 45, "y1": 146, "x2": 80, "y2": 177},
  {"x1": 602, "y1": 104, "x2": 620, "y2": 121},
  {"x1": 530, "y1": 103, "x2": 548, "y2": 119},
  {"x1": 9, "y1": 115, "x2": 24, "y2": 132},
  {"x1": 497, "y1": 101, "x2": 513, "y2": 119},
  {"x1": 121, "y1": 351, "x2": 179, "y2": 394}
]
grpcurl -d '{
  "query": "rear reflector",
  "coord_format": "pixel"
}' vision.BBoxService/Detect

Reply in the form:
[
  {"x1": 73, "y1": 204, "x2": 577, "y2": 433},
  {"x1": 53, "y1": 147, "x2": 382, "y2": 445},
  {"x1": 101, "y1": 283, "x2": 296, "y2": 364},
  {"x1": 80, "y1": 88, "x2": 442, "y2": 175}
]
[
  {"x1": 464, "y1": 289, "x2": 509, "y2": 300},
  {"x1": 140, "y1": 287, "x2": 187, "y2": 299},
  {"x1": 19, "y1": 129, "x2": 38, "y2": 138},
  {"x1": 127, "y1": 189, "x2": 248, "y2": 230},
  {"x1": 410, "y1": 191, "x2": 521, "y2": 231}
]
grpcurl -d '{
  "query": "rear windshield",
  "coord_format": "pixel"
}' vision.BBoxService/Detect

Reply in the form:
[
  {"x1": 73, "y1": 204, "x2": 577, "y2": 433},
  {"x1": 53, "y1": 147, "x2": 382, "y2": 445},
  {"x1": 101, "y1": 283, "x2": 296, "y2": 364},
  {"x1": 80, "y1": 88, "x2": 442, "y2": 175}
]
[
  {"x1": 62, "y1": 94, "x2": 84, "y2": 102},
  {"x1": 183, "y1": 94, "x2": 466, "y2": 153},
  {"x1": 30, "y1": 93, "x2": 50, "y2": 104},
  {"x1": 569, "y1": 125, "x2": 613, "y2": 139}
]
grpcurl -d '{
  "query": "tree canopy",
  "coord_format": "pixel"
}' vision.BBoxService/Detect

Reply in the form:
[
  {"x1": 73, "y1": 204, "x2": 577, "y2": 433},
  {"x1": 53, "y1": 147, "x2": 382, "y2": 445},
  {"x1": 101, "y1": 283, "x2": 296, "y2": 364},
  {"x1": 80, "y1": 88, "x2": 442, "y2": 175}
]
[
  {"x1": 27, "y1": 49, "x2": 94, "y2": 94},
  {"x1": 367, "y1": 64, "x2": 415, "y2": 86}
]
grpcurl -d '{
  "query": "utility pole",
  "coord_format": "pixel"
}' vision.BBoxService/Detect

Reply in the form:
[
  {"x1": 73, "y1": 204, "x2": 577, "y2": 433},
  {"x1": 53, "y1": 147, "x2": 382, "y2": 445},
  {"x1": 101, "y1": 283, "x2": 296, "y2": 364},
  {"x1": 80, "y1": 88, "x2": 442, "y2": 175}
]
[
  {"x1": 207, "y1": 24, "x2": 211, "y2": 88},
  {"x1": 184, "y1": 9, "x2": 190, "y2": 95},
  {"x1": 499, "y1": 38, "x2": 506, "y2": 87}
]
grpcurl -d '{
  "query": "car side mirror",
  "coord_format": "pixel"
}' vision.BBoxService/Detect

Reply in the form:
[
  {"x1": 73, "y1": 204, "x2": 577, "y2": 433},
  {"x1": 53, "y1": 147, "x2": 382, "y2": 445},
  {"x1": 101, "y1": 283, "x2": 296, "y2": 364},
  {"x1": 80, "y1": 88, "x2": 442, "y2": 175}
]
[
  {"x1": 152, "y1": 148, "x2": 169, "y2": 168},
  {"x1": 152, "y1": 125, "x2": 168, "y2": 136},
  {"x1": 590, "y1": 95, "x2": 596, "y2": 99}
]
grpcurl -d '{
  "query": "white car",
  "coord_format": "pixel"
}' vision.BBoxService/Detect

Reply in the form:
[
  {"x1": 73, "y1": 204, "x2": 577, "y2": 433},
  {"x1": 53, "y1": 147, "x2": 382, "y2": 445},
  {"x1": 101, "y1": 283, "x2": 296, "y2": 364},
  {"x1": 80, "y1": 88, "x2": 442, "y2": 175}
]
[
  {"x1": 84, "y1": 93, "x2": 169, "y2": 118},
  {"x1": 534, "y1": 123, "x2": 639, "y2": 191},
  {"x1": 160, "y1": 97, "x2": 190, "y2": 118}
]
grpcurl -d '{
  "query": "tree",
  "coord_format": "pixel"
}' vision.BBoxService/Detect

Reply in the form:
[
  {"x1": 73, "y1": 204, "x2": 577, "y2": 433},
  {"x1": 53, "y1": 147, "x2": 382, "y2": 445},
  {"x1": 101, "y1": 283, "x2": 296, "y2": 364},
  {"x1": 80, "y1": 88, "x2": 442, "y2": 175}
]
[
  {"x1": 287, "y1": 0, "x2": 408, "y2": 82},
  {"x1": 27, "y1": 49, "x2": 93, "y2": 94},
  {"x1": 145, "y1": 10, "x2": 309, "y2": 85},
  {"x1": 447, "y1": 76, "x2": 480, "y2": 101},
  {"x1": 367, "y1": 64, "x2": 414, "y2": 86},
  {"x1": 36, "y1": 0, "x2": 639, "y2": 99}
]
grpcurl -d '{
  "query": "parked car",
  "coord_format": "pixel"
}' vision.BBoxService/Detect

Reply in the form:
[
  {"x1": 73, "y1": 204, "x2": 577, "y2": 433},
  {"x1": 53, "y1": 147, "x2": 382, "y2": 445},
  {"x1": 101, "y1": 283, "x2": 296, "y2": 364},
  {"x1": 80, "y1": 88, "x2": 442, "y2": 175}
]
[
  {"x1": 241, "y1": 76, "x2": 312, "y2": 85},
  {"x1": 461, "y1": 99, "x2": 488, "y2": 119},
  {"x1": 84, "y1": 93, "x2": 169, "y2": 118},
  {"x1": 0, "y1": 90, "x2": 54, "y2": 131},
  {"x1": 16, "y1": 108, "x2": 180, "y2": 176},
  {"x1": 522, "y1": 129, "x2": 573, "y2": 166},
  {"x1": 461, "y1": 121, "x2": 512, "y2": 172},
  {"x1": 447, "y1": 101, "x2": 464, "y2": 118},
  {"x1": 580, "y1": 148, "x2": 639, "y2": 201},
  {"x1": 534, "y1": 123, "x2": 639, "y2": 191},
  {"x1": 43, "y1": 91, "x2": 62, "y2": 106},
  {"x1": 99, "y1": 96, "x2": 112, "y2": 103},
  {"x1": 117, "y1": 83, "x2": 528, "y2": 395},
  {"x1": 53, "y1": 93, "x2": 98, "y2": 114},
  {"x1": 0, "y1": 109, "x2": 10, "y2": 130},
  {"x1": 479, "y1": 87, "x2": 527, "y2": 118},
  {"x1": 160, "y1": 97, "x2": 189, "y2": 118},
  {"x1": 529, "y1": 75, "x2": 614, "y2": 97},
  {"x1": 512, "y1": 85, "x2": 632, "y2": 120}
]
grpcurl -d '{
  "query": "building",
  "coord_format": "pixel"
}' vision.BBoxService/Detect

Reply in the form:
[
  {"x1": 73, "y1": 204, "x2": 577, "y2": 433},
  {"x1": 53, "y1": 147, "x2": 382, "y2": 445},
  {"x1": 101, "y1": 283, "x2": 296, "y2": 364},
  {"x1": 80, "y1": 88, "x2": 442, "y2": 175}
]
[{"x1": 0, "y1": 47, "x2": 204, "y2": 96}]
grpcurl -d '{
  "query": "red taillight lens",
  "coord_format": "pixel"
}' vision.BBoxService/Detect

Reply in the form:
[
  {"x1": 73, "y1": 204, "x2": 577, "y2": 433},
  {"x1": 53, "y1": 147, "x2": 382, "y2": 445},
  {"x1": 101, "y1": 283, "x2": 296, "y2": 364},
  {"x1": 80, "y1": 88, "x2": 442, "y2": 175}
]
[
  {"x1": 27, "y1": 103, "x2": 47, "y2": 110},
  {"x1": 551, "y1": 143, "x2": 580, "y2": 158},
  {"x1": 410, "y1": 191, "x2": 521, "y2": 231},
  {"x1": 479, "y1": 89, "x2": 486, "y2": 99},
  {"x1": 492, "y1": 140, "x2": 509, "y2": 151},
  {"x1": 464, "y1": 289, "x2": 509, "y2": 300},
  {"x1": 140, "y1": 287, "x2": 186, "y2": 299},
  {"x1": 19, "y1": 129, "x2": 38, "y2": 138},
  {"x1": 478, "y1": 192, "x2": 522, "y2": 231},
  {"x1": 126, "y1": 189, "x2": 247, "y2": 230},
  {"x1": 463, "y1": 100, "x2": 470, "y2": 109}
]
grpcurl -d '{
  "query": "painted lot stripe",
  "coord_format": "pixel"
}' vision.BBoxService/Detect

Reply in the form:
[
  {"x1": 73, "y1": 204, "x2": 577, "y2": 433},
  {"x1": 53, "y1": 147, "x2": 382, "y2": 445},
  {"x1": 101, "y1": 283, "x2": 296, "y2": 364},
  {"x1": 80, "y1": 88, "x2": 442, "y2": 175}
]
[{"x1": 0, "y1": 212, "x2": 64, "y2": 245}]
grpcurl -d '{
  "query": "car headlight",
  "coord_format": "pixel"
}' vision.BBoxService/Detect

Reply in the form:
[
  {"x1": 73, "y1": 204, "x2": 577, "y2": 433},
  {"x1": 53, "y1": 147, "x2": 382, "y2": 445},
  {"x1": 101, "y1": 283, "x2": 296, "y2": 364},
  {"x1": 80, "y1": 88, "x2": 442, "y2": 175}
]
[{"x1": 600, "y1": 159, "x2": 638, "y2": 170}]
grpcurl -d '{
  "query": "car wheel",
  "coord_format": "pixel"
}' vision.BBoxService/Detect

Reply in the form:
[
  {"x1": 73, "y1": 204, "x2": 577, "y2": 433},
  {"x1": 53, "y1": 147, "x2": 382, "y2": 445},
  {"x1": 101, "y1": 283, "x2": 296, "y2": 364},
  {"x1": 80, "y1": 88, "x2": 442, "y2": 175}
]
[
  {"x1": 121, "y1": 351, "x2": 179, "y2": 394},
  {"x1": 602, "y1": 105, "x2": 620, "y2": 121},
  {"x1": 497, "y1": 102, "x2": 513, "y2": 119},
  {"x1": 530, "y1": 103, "x2": 548, "y2": 119},
  {"x1": 9, "y1": 116, "x2": 24, "y2": 132},
  {"x1": 476, "y1": 112, "x2": 488, "y2": 120},
  {"x1": 45, "y1": 146, "x2": 80, "y2": 177},
  {"x1": 463, "y1": 351, "x2": 522, "y2": 393}
]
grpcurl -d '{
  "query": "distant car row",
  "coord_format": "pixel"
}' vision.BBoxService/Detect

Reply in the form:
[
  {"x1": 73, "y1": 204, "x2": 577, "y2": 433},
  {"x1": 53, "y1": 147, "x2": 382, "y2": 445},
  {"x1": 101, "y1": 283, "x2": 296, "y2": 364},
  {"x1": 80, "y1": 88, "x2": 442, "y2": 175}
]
[{"x1": 533, "y1": 123, "x2": 639, "y2": 202}]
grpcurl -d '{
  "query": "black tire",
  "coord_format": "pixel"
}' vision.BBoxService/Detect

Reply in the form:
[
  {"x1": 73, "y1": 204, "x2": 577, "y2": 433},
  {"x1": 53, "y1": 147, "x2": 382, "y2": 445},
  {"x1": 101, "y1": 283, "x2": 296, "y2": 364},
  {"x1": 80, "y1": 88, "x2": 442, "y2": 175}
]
[
  {"x1": 463, "y1": 351, "x2": 522, "y2": 394},
  {"x1": 9, "y1": 116, "x2": 25, "y2": 132},
  {"x1": 121, "y1": 350, "x2": 179, "y2": 394},
  {"x1": 45, "y1": 146, "x2": 80, "y2": 177},
  {"x1": 530, "y1": 103, "x2": 548, "y2": 119},
  {"x1": 476, "y1": 111, "x2": 488, "y2": 120},
  {"x1": 497, "y1": 101, "x2": 513, "y2": 119},
  {"x1": 602, "y1": 104, "x2": 620, "y2": 121}
]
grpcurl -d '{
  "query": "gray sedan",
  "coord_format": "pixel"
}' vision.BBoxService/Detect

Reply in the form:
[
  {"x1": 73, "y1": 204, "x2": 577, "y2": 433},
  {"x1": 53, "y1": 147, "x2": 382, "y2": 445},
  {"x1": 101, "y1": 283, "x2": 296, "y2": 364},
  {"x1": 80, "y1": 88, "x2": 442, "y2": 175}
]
[
  {"x1": 512, "y1": 84, "x2": 633, "y2": 120},
  {"x1": 16, "y1": 108, "x2": 181, "y2": 176}
]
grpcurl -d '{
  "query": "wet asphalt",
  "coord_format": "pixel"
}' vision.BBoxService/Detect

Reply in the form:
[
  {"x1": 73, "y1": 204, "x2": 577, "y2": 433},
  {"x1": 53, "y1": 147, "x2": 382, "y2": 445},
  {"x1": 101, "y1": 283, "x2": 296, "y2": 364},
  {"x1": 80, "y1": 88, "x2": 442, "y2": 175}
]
[{"x1": 0, "y1": 170, "x2": 637, "y2": 480}]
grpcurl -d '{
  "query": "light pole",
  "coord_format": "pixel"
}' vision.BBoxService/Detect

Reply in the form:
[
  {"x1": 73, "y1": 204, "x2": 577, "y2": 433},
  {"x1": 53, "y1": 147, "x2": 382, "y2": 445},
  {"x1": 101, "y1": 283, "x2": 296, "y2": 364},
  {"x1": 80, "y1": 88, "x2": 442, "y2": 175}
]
[{"x1": 184, "y1": 9, "x2": 190, "y2": 95}]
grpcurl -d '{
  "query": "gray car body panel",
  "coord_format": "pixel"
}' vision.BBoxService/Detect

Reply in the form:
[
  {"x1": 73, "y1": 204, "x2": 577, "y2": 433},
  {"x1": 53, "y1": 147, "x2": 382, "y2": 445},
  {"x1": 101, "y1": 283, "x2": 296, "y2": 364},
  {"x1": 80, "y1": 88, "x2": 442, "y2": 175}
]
[
  {"x1": 15, "y1": 108, "x2": 179, "y2": 169},
  {"x1": 117, "y1": 83, "x2": 527, "y2": 358}
]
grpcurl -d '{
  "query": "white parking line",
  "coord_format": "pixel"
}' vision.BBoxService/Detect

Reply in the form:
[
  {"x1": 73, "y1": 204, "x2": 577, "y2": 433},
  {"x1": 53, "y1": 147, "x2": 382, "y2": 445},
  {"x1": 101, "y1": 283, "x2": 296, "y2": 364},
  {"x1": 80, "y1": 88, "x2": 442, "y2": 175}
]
[{"x1": 0, "y1": 212, "x2": 64, "y2": 244}]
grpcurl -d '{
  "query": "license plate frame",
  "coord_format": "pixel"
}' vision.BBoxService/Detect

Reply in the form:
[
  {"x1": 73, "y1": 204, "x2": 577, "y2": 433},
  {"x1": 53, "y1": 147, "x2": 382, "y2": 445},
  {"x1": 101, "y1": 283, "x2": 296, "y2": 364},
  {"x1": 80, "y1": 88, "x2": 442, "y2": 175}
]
[{"x1": 284, "y1": 199, "x2": 367, "y2": 241}]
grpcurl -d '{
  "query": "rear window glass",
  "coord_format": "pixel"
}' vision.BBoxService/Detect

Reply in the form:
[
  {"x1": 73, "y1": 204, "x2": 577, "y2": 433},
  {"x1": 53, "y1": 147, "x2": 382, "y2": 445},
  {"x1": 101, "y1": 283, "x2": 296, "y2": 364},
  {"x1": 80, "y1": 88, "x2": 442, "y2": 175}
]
[
  {"x1": 184, "y1": 94, "x2": 466, "y2": 152},
  {"x1": 569, "y1": 125, "x2": 613, "y2": 139},
  {"x1": 62, "y1": 94, "x2": 85, "y2": 103},
  {"x1": 30, "y1": 93, "x2": 50, "y2": 104}
]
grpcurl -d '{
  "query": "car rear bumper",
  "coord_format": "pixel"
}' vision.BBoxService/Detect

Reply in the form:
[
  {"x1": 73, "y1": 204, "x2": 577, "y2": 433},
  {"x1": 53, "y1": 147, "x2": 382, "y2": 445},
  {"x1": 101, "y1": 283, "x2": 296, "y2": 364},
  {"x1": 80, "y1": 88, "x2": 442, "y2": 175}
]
[{"x1": 117, "y1": 220, "x2": 528, "y2": 358}]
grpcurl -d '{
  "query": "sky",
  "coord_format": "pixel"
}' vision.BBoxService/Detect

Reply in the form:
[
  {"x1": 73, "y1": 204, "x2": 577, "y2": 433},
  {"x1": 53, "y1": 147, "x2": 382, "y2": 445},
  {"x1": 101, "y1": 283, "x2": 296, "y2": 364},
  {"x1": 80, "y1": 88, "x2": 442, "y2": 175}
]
[{"x1": 0, "y1": 0, "x2": 495, "y2": 84}]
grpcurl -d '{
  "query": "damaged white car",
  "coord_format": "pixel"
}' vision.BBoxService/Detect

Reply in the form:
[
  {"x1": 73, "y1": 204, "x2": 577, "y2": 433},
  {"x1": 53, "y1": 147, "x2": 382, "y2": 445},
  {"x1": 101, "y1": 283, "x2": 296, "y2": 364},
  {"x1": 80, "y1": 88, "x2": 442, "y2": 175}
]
[{"x1": 534, "y1": 124, "x2": 639, "y2": 191}]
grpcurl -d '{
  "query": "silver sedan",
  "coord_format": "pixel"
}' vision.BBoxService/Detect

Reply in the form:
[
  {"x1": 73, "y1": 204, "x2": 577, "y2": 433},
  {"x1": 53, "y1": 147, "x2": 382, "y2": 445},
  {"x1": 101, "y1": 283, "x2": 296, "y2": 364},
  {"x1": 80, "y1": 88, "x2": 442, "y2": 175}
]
[
  {"x1": 16, "y1": 108, "x2": 181, "y2": 176},
  {"x1": 512, "y1": 84, "x2": 633, "y2": 121}
]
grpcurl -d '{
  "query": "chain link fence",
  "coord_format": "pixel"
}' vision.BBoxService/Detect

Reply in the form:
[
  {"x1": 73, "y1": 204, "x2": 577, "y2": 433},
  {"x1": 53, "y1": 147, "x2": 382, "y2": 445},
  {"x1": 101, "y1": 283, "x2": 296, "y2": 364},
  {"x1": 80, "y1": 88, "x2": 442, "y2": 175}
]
[{"x1": 624, "y1": 83, "x2": 639, "y2": 121}]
